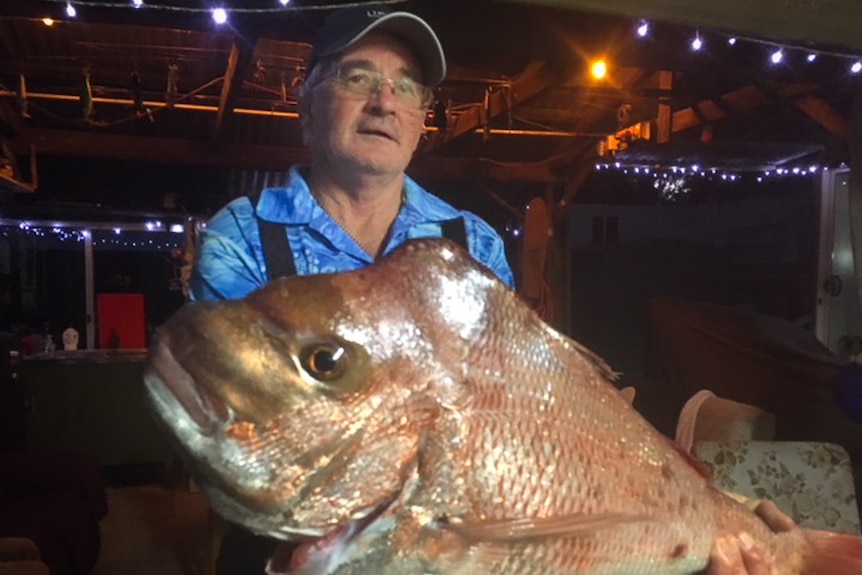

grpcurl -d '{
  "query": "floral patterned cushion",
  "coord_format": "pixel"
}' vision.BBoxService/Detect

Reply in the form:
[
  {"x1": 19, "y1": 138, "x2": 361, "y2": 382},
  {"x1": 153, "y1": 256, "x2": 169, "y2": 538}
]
[{"x1": 694, "y1": 441, "x2": 861, "y2": 535}]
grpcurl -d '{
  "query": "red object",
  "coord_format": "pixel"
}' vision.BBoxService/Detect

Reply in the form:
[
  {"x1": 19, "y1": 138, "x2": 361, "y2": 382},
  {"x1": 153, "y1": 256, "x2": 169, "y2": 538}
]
[{"x1": 97, "y1": 293, "x2": 146, "y2": 349}]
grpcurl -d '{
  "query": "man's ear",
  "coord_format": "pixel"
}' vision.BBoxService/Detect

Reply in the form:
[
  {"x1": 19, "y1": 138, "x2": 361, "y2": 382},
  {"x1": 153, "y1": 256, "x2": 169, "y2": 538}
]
[
  {"x1": 298, "y1": 98, "x2": 312, "y2": 147},
  {"x1": 300, "y1": 114, "x2": 312, "y2": 147}
]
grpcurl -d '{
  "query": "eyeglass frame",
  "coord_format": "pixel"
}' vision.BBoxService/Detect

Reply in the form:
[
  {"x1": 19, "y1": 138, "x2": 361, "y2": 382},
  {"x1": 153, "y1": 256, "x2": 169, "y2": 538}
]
[{"x1": 312, "y1": 61, "x2": 435, "y2": 111}]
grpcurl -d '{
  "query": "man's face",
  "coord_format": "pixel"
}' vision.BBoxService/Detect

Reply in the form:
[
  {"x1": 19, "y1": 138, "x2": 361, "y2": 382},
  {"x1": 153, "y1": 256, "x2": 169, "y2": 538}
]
[{"x1": 303, "y1": 32, "x2": 429, "y2": 179}]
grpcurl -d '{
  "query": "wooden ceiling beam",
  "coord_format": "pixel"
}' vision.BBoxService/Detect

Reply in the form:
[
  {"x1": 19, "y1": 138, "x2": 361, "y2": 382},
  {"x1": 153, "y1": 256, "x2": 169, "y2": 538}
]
[
  {"x1": 670, "y1": 83, "x2": 817, "y2": 134},
  {"x1": 13, "y1": 127, "x2": 576, "y2": 182},
  {"x1": 0, "y1": 100, "x2": 24, "y2": 137},
  {"x1": 17, "y1": 128, "x2": 308, "y2": 171},
  {"x1": 214, "y1": 35, "x2": 258, "y2": 142},
  {"x1": 421, "y1": 60, "x2": 557, "y2": 152},
  {"x1": 791, "y1": 95, "x2": 850, "y2": 140}
]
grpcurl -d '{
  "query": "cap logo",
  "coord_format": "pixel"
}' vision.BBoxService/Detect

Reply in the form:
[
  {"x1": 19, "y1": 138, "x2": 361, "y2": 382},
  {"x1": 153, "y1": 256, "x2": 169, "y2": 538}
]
[{"x1": 367, "y1": 10, "x2": 386, "y2": 18}]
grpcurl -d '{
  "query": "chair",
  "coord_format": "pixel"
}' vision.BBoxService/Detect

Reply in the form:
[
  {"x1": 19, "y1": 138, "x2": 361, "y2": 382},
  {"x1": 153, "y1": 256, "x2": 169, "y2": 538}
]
[
  {"x1": 676, "y1": 390, "x2": 861, "y2": 535},
  {"x1": 675, "y1": 389, "x2": 776, "y2": 452},
  {"x1": 0, "y1": 537, "x2": 50, "y2": 575},
  {"x1": 694, "y1": 440, "x2": 861, "y2": 534}
]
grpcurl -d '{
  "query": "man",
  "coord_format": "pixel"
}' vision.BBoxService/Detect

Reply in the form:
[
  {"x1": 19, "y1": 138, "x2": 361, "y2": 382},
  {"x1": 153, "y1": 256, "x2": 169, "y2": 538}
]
[
  {"x1": 189, "y1": 5, "x2": 786, "y2": 574},
  {"x1": 190, "y1": 7, "x2": 513, "y2": 303}
]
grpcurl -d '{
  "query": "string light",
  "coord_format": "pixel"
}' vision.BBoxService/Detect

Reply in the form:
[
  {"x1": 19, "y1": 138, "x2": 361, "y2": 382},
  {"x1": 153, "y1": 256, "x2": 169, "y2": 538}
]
[
  {"x1": 770, "y1": 48, "x2": 784, "y2": 65},
  {"x1": 620, "y1": 19, "x2": 862, "y2": 74},
  {"x1": 2, "y1": 221, "x2": 186, "y2": 251},
  {"x1": 37, "y1": 1, "x2": 862, "y2": 78},
  {"x1": 737, "y1": 40, "x2": 860, "y2": 73},
  {"x1": 40, "y1": 0, "x2": 405, "y2": 15},
  {"x1": 593, "y1": 162, "x2": 824, "y2": 181},
  {"x1": 211, "y1": 7, "x2": 227, "y2": 24},
  {"x1": 636, "y1": 21, "x2": 649, "y2": 38}
]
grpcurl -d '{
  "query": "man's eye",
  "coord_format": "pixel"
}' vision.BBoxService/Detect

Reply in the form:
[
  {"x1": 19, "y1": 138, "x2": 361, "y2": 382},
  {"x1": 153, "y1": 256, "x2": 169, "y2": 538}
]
[
  {"x1": 342, "y1": 70, "x2": 373, "y2": 86},
  {"x1": 394, "y1": 79, "x2": 418, "y2": 96}
]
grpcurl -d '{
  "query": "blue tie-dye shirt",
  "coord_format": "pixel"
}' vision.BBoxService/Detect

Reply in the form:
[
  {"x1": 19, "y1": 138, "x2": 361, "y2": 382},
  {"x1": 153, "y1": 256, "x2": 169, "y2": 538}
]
[{"x1": 190, "y1": 166, "x2": 514, "y2": 301}]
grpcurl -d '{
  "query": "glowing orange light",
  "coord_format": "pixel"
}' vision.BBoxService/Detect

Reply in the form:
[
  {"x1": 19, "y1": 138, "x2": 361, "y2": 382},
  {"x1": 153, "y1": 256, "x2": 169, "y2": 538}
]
[
  {"x1": 590, "y1": 60, "x2": 608, "y2": 80},
  {"x1": 42, "y1": 17, "x2": 55, "y2": 26}
]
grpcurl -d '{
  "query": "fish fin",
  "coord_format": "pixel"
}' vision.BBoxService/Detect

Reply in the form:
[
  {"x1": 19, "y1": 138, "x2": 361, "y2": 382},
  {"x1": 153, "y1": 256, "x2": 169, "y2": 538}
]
[
  {"x1": 671, "y1": 440, "x2": 716, "y2": 481},
  {"x1": 568, "y1": 338, "x2": 620, "y2": 382},
  {"x1": 618, "y1": 386, "x2": 636, "y2": 405},
  {"x1": 445, "y1": 513, "x2": 651, "y2": 544},
  {"x1": 800, "y1": 529, "x2": 862, "y2": 575},
  {"x1": 675, "y1": 389, "x2": 715, "y2": 453}
]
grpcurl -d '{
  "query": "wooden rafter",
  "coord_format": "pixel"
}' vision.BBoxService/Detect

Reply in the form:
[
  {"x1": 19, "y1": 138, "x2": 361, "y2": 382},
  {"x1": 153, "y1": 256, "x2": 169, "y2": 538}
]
[
  {"x1": 14, "y1": 127, "x2": 575, "y2": 182},
  {"x1": 213, "y1": 35, "x2": 258, "y2": 142},
  {"x1": 420, "y1": 60, "x2": 557, "y2": 152},
  {"x1": 792, "y1": 96, "x2": 849, "y2": 140},
  {"x1": 670, "y1": 83, "x2": 817, "y2": 135},
  {"x1": 18, "y1": 128, "x2": 307, "y2": 171}
]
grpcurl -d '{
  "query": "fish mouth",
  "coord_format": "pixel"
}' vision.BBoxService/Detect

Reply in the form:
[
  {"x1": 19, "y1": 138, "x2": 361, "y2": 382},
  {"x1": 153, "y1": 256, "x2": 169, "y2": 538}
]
[
  {"x1": 144, "y1": 331, "x2": 231, "y2": 436},
  {"x1": 269, "y1": 482, "x2": 409, "y2": 574}
]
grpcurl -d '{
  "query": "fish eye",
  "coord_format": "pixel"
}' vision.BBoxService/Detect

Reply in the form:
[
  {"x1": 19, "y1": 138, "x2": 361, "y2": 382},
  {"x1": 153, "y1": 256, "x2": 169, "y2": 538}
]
[{"x1": 300, "y1": 342, "x2": 347, "y2": 382}]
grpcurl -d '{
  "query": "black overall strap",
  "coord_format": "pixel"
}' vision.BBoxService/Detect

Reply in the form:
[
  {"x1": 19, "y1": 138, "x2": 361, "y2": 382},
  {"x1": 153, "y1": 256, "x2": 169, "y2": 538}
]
[
  {"x1": 256, "y1": 193, "x2": 467, "y2": 281},
  {"x1": 441, "y1": 217, "x2": 468, "y2": 251},
  {"x1": 258, "y1": 218, "x2": 296, "y2": 281},
  {"x1": 252, "y1": 194, "x2": 296, "y2": 281}
]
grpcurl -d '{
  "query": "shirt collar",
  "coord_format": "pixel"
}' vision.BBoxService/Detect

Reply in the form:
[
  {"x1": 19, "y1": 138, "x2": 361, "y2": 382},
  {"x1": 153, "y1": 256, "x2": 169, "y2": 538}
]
[
  {"x1": 254, "y1": 165, "x2": 462, "y2": 227},
  {"x1": 254, "y1": 166, "x2": 319, "y2": 224}
]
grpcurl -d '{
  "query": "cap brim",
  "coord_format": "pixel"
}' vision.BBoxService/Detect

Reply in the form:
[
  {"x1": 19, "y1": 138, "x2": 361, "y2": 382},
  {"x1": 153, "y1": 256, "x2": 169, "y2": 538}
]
[{"x1": 317, "y1": 12, "x2": 447, "y2": 87}]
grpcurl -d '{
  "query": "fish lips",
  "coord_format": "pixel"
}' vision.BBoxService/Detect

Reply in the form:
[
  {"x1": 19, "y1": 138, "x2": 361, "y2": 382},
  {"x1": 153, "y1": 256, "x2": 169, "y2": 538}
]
[{"x1": 144, "y1": 331, "x2": 231, "y2": 436}]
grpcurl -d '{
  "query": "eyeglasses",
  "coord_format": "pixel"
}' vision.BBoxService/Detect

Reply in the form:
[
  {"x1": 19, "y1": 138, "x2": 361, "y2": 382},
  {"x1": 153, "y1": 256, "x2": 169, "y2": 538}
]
[{"x1": 325, "y1": 64, "x2": 434, "y2": 111}]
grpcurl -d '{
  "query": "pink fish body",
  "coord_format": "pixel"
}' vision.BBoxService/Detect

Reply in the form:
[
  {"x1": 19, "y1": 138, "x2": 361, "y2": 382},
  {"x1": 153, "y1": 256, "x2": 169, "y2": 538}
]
[{"x1": 144, "y1": 239, "x2": 862, "y2": 574}]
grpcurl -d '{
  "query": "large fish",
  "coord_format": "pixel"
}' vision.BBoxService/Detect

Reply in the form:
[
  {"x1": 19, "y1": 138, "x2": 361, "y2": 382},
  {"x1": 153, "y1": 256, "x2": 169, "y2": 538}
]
[{"x1": 144, "y1": 239, "x2": 862, "y2": 574}]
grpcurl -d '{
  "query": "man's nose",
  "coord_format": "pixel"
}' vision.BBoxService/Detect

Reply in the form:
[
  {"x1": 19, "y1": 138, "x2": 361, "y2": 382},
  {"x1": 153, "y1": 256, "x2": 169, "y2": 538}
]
[{"x1": 366, "y1": 80, "x2": 398, "y2": 111}]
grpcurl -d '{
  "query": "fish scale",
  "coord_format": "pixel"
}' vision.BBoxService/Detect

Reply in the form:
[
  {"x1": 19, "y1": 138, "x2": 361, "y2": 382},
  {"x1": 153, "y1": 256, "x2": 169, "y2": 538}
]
[{"x1": 144, "y1": 238, "x2": 862, "y2": 574}]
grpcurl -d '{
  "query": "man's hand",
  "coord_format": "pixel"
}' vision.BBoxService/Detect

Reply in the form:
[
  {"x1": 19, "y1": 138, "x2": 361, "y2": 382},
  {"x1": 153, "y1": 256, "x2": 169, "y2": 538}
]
[{"x1": 704, "y1": 500, "x2": 795, "y2": 574}]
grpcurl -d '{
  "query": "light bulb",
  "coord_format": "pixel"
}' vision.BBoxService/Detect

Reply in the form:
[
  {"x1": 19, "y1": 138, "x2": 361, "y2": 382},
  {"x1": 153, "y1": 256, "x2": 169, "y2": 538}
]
[
  {"x1": 590, "y1": 59, "x2": 607, "y2": 80},
  {"x1": 212, "y1": 7, "x2": 228, "y2": 24},
  {"x1": 807, "y1": 53, "x2": 817, "y2": 62},
  {"x1": 66, "y1": 2, "x2": 77, "y2": 17},
  {"x1": 727, "y1": 37, "x2": 737, "y2": 45},
  {"x1": 852, "y1": 61, "x2": 862, "y2": 74},
  {"x1": 770, "y1": 49, "x2": 783, "y2": 64},
  {"x1": 637, "y1": 21, "x2": 649, "y2": 37},
  {"x1": 691, "y1": 35, "x2": 703, "y2": 51}
]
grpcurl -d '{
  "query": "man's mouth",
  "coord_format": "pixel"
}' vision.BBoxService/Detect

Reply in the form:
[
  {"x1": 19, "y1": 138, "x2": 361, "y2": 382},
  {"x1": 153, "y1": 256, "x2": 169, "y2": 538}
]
[{"x1": 357, "y1": 125, "x2": 397, "y2": 142}]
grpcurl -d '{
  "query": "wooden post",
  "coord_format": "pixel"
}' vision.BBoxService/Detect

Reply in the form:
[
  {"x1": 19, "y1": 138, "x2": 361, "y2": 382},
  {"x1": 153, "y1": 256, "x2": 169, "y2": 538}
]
[
  {"x1": 657, "y1": 70, "x2": 673, "y2": 144},
  {"x1": 849, "y1": 91, "x2": 862, "y2": 313}
]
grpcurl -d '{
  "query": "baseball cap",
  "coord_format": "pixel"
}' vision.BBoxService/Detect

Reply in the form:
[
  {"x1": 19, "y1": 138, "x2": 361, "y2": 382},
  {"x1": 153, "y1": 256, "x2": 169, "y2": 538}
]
[{"x1": 307, "y1": 5, "x2": 447, "y2": 87}]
